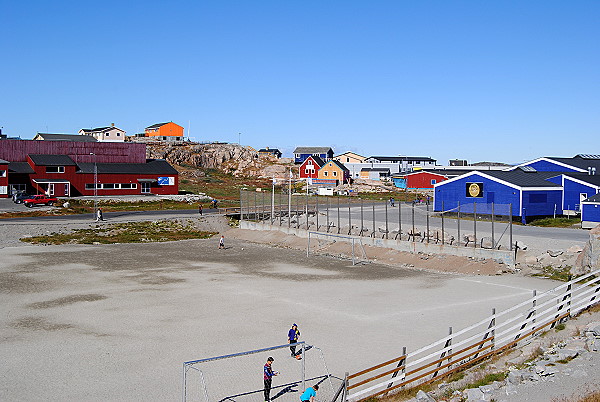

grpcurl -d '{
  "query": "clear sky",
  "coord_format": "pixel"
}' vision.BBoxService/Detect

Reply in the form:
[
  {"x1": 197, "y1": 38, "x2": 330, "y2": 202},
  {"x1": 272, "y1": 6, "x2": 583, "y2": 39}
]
[{"x1": 1, "y1": 1, "x2": 598, "y2": 164}]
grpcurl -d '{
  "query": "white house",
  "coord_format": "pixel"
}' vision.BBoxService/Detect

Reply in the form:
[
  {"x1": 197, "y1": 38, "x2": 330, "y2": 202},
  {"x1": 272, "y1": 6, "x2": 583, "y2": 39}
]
[{"x1": 79, "y1": 123, "x2": 126, "y2": 142}]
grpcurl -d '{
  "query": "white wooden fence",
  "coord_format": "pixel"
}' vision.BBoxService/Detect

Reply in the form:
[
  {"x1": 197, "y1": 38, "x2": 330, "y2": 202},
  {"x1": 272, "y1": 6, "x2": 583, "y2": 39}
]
[{"x1": 337, "y1": 269, "x2": 600, "y2": 401}]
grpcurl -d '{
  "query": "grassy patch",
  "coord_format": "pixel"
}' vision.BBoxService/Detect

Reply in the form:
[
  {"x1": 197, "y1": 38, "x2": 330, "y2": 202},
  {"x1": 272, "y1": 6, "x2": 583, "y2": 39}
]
[
  {"x1": 529, "y1": 217, "x2": 581, "y2": 228},
  {"x1": 532, "y1": 266, "x2": 572, "y2": 282},
  {"x1": 555, "y1": 323, "x2": 566, "y2": 332},
  {"x1": 556, "y1": 356, "x2": 575, "y2": 364},
  {"x1": 448, "y1": 371, "x2": 466, "y2": 382},
  {"x1": 20, "y1": 220, "x2": 217, "y2": 245},
  {"x1": 463, "y1": 372, "x2": 506, "y2": 389}
]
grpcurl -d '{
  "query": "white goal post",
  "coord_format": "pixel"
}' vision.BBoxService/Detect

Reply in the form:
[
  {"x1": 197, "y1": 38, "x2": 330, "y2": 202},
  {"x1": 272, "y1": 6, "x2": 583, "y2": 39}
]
[{"x1": 306, "y1": 231, "x2": 368, "y2": 266}]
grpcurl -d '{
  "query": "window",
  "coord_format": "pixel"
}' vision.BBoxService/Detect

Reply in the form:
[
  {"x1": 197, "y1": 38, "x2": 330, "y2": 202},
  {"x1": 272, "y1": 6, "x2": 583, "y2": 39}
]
[
  {"x1": 85, "y1": 183, "x2": 96, "y2": 190},
  {"x1": 106, "y1": 133, "x2": 110, "y2": 136},
  {"x1": 333, "y1": 171, "x2": 337, "y2": 177},
  {"x1": 324, "y1": 171, "x2": 328, "y2": 177},
  {"x1": 431, "y1": 179, "x2": 436, "y2": 185},
  {"x1": 46, "y1": 166, "x2": 65, "y2": 173},
  {"x1": 103, "y1": 183, "x2": 115, "y2": 189},
  {"x1": 121, "y1": 183, "x2": 137, "y2": 189},
  {"x1": 116, "y1": 133, "x2": 120, "y2": 136},
  {"x1": 0, "y1": 170, "x2": 5, "y2": 177},
  {"x1": 346, "y1": 157, "x2": 350, "y2": 162}
]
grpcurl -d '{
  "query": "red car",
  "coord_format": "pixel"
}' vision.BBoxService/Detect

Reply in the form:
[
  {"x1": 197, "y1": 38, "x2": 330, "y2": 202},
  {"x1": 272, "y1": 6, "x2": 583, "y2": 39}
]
[{"x1": 23, "y1": 194, "x2": 59, "y2": 208}]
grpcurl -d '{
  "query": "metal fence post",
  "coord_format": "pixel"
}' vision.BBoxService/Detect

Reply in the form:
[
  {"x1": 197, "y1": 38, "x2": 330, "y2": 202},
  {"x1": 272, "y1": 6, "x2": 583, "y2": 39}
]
[
  {"x1": 441, "y1": 201, "x2": 445, "y2": 245},
  {"x1": 326, "y1": 197, "x2": 330, "y2": 233},
  {"x1": 372, "y1": 202, "x2": 376, "y2": 238},
  {"x1": 306, "y1": 192, "x2": 309, "y2": 230},
  {"x1": 262, "y1": 190, "x2": 266, "y2": 222},
  {"x1": 348, "y1": 200, "x2": 352, "y2": 235},
  {"x1": 337, "y1": 196, "x2": 341, "y2": 234},
  {"x1": 426, "y1": 202, "x2": 430, "y2": 243},
  {"x1": 385, "y1": 200, "x2": 388, "y2": 239},
  {"x1": 398, "y1": 201, "x2": 402, "y2": 241},
  {"x1": 473, "y1": 202, "x2": 477, "y2": 248},
  {"x1": 491, "y1": 308, "x2": 496, "y2": 351},
  {"x1": 279, "y1": 193, "x2": 283, "y2": 226},
  {"x1": 532, "y1": 290, "x2": 537, "y2": 331},
  {"x1": 360, "y1": 198, "x2": 364, "y2": 236},
  {"x1": 386, "y1": 346, "x2": 407, "y2": 389},
  {"x1": 509, "y1": 203, "x2": 513, "y2": 251},
  {"x1": 457, "y1": 201, "x2": 461, "y2": 246},
  {"x1": 411, "y1": 202, "x2": 415, "y2": 242},
  {"x1": 296, "y1": 195, "x2": 300, "y2": 229},
  {"x1": 254, "y1": 191, "x2": 257, "y2": 222},
  {"x1": 316, "y1": 195, "x2": 319, "y2": 230},
  {"x1": 491, "y1": 202, "x2": 495, "y2": 248}
]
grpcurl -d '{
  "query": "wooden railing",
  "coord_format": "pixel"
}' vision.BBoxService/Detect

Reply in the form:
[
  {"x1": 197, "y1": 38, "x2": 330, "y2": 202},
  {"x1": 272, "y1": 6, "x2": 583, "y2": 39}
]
[{"x1": 340, "y1": 269, "x2": 600, "y2": 401}]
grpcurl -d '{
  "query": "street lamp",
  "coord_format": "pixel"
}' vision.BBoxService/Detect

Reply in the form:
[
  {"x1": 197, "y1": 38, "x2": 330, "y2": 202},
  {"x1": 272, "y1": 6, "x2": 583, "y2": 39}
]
[{"x1": 90, "y1": 153, "x2": 97, "y2": 219}]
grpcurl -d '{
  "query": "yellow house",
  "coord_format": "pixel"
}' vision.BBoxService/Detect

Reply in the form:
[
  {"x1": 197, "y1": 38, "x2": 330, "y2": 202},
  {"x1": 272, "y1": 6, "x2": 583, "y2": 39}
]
[
  {"x1": 333, "y1": 152, "x2": 366, "y2": 164},
  {"x1": 317, "y1": 160, "x2": 350, "y2": 185}
]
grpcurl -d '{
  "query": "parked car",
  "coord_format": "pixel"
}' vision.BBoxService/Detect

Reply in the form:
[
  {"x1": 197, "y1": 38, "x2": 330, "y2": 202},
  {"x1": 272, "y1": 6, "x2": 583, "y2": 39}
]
[
  {"x1": 23, "y1": 195, "x2": 59, "y2": 208},
  {"x1": 13, "y1": 193, "x2": 33, "y2": 204}
]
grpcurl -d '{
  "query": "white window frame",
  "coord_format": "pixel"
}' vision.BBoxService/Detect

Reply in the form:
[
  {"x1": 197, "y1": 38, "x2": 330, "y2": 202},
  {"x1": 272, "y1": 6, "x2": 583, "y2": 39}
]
[{"x1": 46, "y1": 166, "x2": 65, "y2": 173}]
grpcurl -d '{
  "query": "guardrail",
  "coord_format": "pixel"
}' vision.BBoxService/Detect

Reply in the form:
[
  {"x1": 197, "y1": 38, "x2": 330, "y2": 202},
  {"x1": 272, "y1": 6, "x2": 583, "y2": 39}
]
[{"x1": 339, "y1": 269, "x2": 600, "y2": 401}]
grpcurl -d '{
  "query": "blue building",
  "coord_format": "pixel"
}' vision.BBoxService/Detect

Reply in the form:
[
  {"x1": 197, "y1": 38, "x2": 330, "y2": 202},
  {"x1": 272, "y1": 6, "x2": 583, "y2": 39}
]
[
  {"x1": 433, "y1": 169, "x2": 563, "y2": 220},
  {"x1": 546, "y1": 173, "x2": 600, "y2": 215},
  {"x1": 508, "y1": 154, "x2": 600, "y2": 174},
  {"x1": 293, "y1": 147, "x2": 334, "y2": 164},
  {"x1": 582, "y1": 194, "x2": 600, "y2": 229}
]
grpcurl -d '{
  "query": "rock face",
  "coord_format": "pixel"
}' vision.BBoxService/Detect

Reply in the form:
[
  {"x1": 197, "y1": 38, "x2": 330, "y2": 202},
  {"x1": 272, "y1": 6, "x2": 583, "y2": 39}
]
[
  {"x1": 573, "y1": 224, "x2": 600, "y2": 276},
  {"x1": 146, "y1": 143, "x2": 287, "y2": 177}
]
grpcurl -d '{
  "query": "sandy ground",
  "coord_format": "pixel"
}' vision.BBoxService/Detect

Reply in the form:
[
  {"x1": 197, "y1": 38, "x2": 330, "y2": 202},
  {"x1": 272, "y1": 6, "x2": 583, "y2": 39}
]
[{"x1": 0, "y1": 221, "x2": 566, "y2": 401}]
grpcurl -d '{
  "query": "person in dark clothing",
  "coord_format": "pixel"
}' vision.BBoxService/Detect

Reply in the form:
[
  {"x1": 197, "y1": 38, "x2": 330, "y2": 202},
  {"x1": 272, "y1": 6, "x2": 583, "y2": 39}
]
[
  {"x1": 198, "y1": 203, "x2": 203, "y2": 215},
  {"x1": 263, "y1": 357, "x2": 278, "y2": 402},
  {"x1": 288, "y1": 323, "x2": 301, "y2": 359}
]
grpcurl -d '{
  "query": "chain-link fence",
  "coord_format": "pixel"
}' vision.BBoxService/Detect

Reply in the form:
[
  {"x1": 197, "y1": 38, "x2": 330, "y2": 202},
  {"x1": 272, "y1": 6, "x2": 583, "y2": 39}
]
[{"x1": 240, "y1": 190, "x2": 515, "y2": 251}]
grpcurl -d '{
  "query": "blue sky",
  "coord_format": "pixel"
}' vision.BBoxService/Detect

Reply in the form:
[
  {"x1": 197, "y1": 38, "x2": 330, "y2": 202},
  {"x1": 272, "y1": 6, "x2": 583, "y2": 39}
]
[{"x1": 1, "y1": 1, "x2": 598, "y2": 164}]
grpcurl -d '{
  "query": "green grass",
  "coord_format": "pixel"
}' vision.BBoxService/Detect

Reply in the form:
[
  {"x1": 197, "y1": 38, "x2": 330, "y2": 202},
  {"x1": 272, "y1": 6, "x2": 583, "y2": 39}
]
[
  {"x1": 529, "y1": 217, "x2": 581, "y2": 228},
  {"x1": 532, "y1": 266, "x2": 572, "y2": 282},
  {"x1": 463, "y1": 372, "x2": 507, "y2": 389},
  {"x1": 20, "y1": 220, "x2": 217, "y2": 245}
]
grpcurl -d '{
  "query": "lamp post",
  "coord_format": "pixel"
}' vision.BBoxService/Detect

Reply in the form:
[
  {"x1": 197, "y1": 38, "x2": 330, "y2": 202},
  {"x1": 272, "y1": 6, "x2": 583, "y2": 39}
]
[
  {"x1": 90, "y1": 153, "x2": 97, "y2": 219},
  {"x1": 271, "y1": 176, "x2": 276, "y2": 222}
]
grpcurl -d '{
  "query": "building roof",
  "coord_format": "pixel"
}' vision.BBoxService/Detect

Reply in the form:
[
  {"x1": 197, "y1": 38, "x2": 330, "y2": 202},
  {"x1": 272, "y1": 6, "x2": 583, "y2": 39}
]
[
  {"x1": 76, "y1": 159, "x2": 178, "y2": 175},
  {"x1": 324, "y1": 160, "x2": 349, "y2": 171},
  {"x1": 145, "y1": 122, "x2": 169, "y2": 129},
  {"x1": 562, "y1": 173, "x2": 600, "y2": 187},
  {"x1": 293, "y1": 147, "x2": 333, "y2": 154},
  {"x1": 8, "y1": 162, "x2": 35, "y2": 174},
  {"x1": 0, "y1": 158, "x2": 8, "y2": 164},
  {"x1": 583, "y1": 193, "x2": 600, "y2": 203},
  {"x1": 34, "y1": 133, "x2": 98, "y2": 142},
  {"x1": 258, "y1": 148, "x2": 282, "y2": 154},
  {"x1": 361, "y1": 168, "x2": 391, "y2": 172},
  {"x1": 334, "y1": 151, "x2": 365, "y2": 158},
  {"x1": 28, "y1": 154, "x2": 77, "y2": 166},
  {"x1": 302, "y1": 155, "x2": 326, "y2": 167},
  {"x1": 548, "y1": 155, "x2": 600, "y2": 171},
  {"x1": 473, "y1": 170, "x2": 562, "y2": 188},
  {"x1": 367, "y1": 156, "x2": 437, "y2": 162}
]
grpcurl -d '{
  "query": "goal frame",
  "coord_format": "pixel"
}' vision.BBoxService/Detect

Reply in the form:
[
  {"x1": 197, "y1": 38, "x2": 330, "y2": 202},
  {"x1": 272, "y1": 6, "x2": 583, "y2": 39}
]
[{"x1": 306, "y1": 231, "x2": 368, "y2": 266}]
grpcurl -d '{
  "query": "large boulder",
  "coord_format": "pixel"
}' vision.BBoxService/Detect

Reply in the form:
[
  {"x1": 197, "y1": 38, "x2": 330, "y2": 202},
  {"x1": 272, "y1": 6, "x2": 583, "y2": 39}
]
[{"x1": 573, "y1": 225, "x2": 600, "y2": 276}]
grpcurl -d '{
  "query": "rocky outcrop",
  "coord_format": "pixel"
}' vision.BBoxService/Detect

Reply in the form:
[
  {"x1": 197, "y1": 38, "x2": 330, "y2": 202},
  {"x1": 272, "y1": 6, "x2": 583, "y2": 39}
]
[
  {"x1": 574, "y1": 224, "x2": 600, "y2": 276},
  {"x1": 146, "y1": 143, "x2": 290, "y2": 177}
]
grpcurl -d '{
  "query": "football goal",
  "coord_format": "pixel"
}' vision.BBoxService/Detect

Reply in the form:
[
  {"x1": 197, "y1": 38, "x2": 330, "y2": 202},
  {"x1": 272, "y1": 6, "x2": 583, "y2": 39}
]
[
  {"x1": 306, "y1": 232, "x2": 368, "y2": 266},
  {"x1": 182, "y1": 342, "x2": 336, "y2": 402}
]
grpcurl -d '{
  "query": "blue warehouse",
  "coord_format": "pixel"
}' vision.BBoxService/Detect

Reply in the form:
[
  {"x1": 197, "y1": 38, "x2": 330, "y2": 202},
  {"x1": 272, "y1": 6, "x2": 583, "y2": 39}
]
[
  {"x1": 546, "y1": 173, "x2": 600, "y2": 215},
  {"x1": 433, "y1": 169, "x2": 563, "y2": 221},
  {"x1": 581, "y1": 194, "x2": 600, "y2": 229},
  {"x1": 293, "y1": 147, "x2": 334, "y2": 164}
]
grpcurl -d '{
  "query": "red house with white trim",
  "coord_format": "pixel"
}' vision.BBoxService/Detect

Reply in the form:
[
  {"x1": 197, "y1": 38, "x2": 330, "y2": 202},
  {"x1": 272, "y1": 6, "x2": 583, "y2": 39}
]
[{"x1": 299, "y1": 155, "x2": 326, "y2": 179}]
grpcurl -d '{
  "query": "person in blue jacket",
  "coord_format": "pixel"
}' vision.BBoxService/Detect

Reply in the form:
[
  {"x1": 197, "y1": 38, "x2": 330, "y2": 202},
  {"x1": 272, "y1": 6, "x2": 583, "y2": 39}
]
[
  {"x1": 263, "y1": 357, "x2": 278, "y2": 402},
  {"x1": 288, "y1": 323, "x2": 301, "y2": 359},
  {"x1": 300, "y1": 384, "x2": 319, "y2": 401}
]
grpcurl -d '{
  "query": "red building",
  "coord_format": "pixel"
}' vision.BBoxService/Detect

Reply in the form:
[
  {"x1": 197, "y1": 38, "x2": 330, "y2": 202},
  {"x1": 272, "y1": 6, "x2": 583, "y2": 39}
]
[
  {"x1": 1, "y1": 139, "x2": 179, "y2": 197},
  {"x1": 299, "y1": 155, "x2": 325, "y2": 179},
  {"x1": 404, "y1": 171, "x2": 450, "y2": 189}
]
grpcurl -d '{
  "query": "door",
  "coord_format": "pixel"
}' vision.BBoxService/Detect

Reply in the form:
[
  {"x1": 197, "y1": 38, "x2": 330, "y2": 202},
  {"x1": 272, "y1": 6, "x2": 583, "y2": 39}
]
[
  {"x1": 141, "y1": 182, "x2": 151, "y2": 193},
  {"x1": 64, "y1": 183, "x2": 70, "y2": 197},
  {"x1": 48, "y1": 183, "x2": 54, "y2": 196},
  {"x1": 579, "y1": 193, "x2": 588, "y2": 212}
]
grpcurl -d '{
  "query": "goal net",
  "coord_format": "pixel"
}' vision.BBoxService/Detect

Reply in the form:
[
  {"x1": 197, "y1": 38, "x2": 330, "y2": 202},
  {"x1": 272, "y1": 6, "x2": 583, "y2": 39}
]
[
  {"x1": 307, "y1": 232, "x2": 368, "y2": 266},
  {"x1": 183, "y1": 342, "x2": 336, "y2": 402}
]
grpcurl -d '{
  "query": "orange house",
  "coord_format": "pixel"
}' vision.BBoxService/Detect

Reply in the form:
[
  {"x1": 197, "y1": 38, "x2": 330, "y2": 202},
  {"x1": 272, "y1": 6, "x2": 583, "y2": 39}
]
[
  {"x1": 145, "y1": 122, "x2": 184, "y2": 141},
  {"x1": 317, "y1": 160, "x2": 350, "y2": 186}
]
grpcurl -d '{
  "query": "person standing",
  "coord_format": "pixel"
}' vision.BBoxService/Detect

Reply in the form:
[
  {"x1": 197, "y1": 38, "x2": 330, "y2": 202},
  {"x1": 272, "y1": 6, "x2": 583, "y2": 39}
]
[
  {"x1": 300, "y1": 384, "x2": 319, "y2": 402},
  {"x1": 390, "y1": 197, "x2": 395, "y2": 207},
  {"x1": 96, "y1": 208, "x2": 104, "y2": 222},
  {"x1": 218, "y1": 235, "x2": 225, "y2": 249},
  {"x1": 198, "y1": 203, "x2": 203, "y2": 215},
  {"x1": 263, "y1": 357, "x2": 278, "y2": 402},
  {"x1": 288, "y1": 323, "x2": 301, "y2": 359}
]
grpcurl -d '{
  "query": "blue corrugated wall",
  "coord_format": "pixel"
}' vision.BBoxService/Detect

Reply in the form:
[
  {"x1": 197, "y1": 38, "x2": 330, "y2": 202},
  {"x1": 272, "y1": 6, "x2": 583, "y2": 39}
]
[
  {"x1": 522, "y1": 160, "x2": 581, "y2": 172},
  {"x1": 582, "y1": 203, "x2": 600, "y2": 224},
  {"x1": 563, "y1": 178, "x2": 598, "y2": 211}
]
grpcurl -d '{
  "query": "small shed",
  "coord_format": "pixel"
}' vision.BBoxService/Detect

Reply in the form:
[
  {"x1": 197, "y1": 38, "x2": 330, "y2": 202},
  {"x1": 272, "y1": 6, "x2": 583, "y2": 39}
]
[{"x1": 581, "y1": 194, "x2": 600, "y2": 229}]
